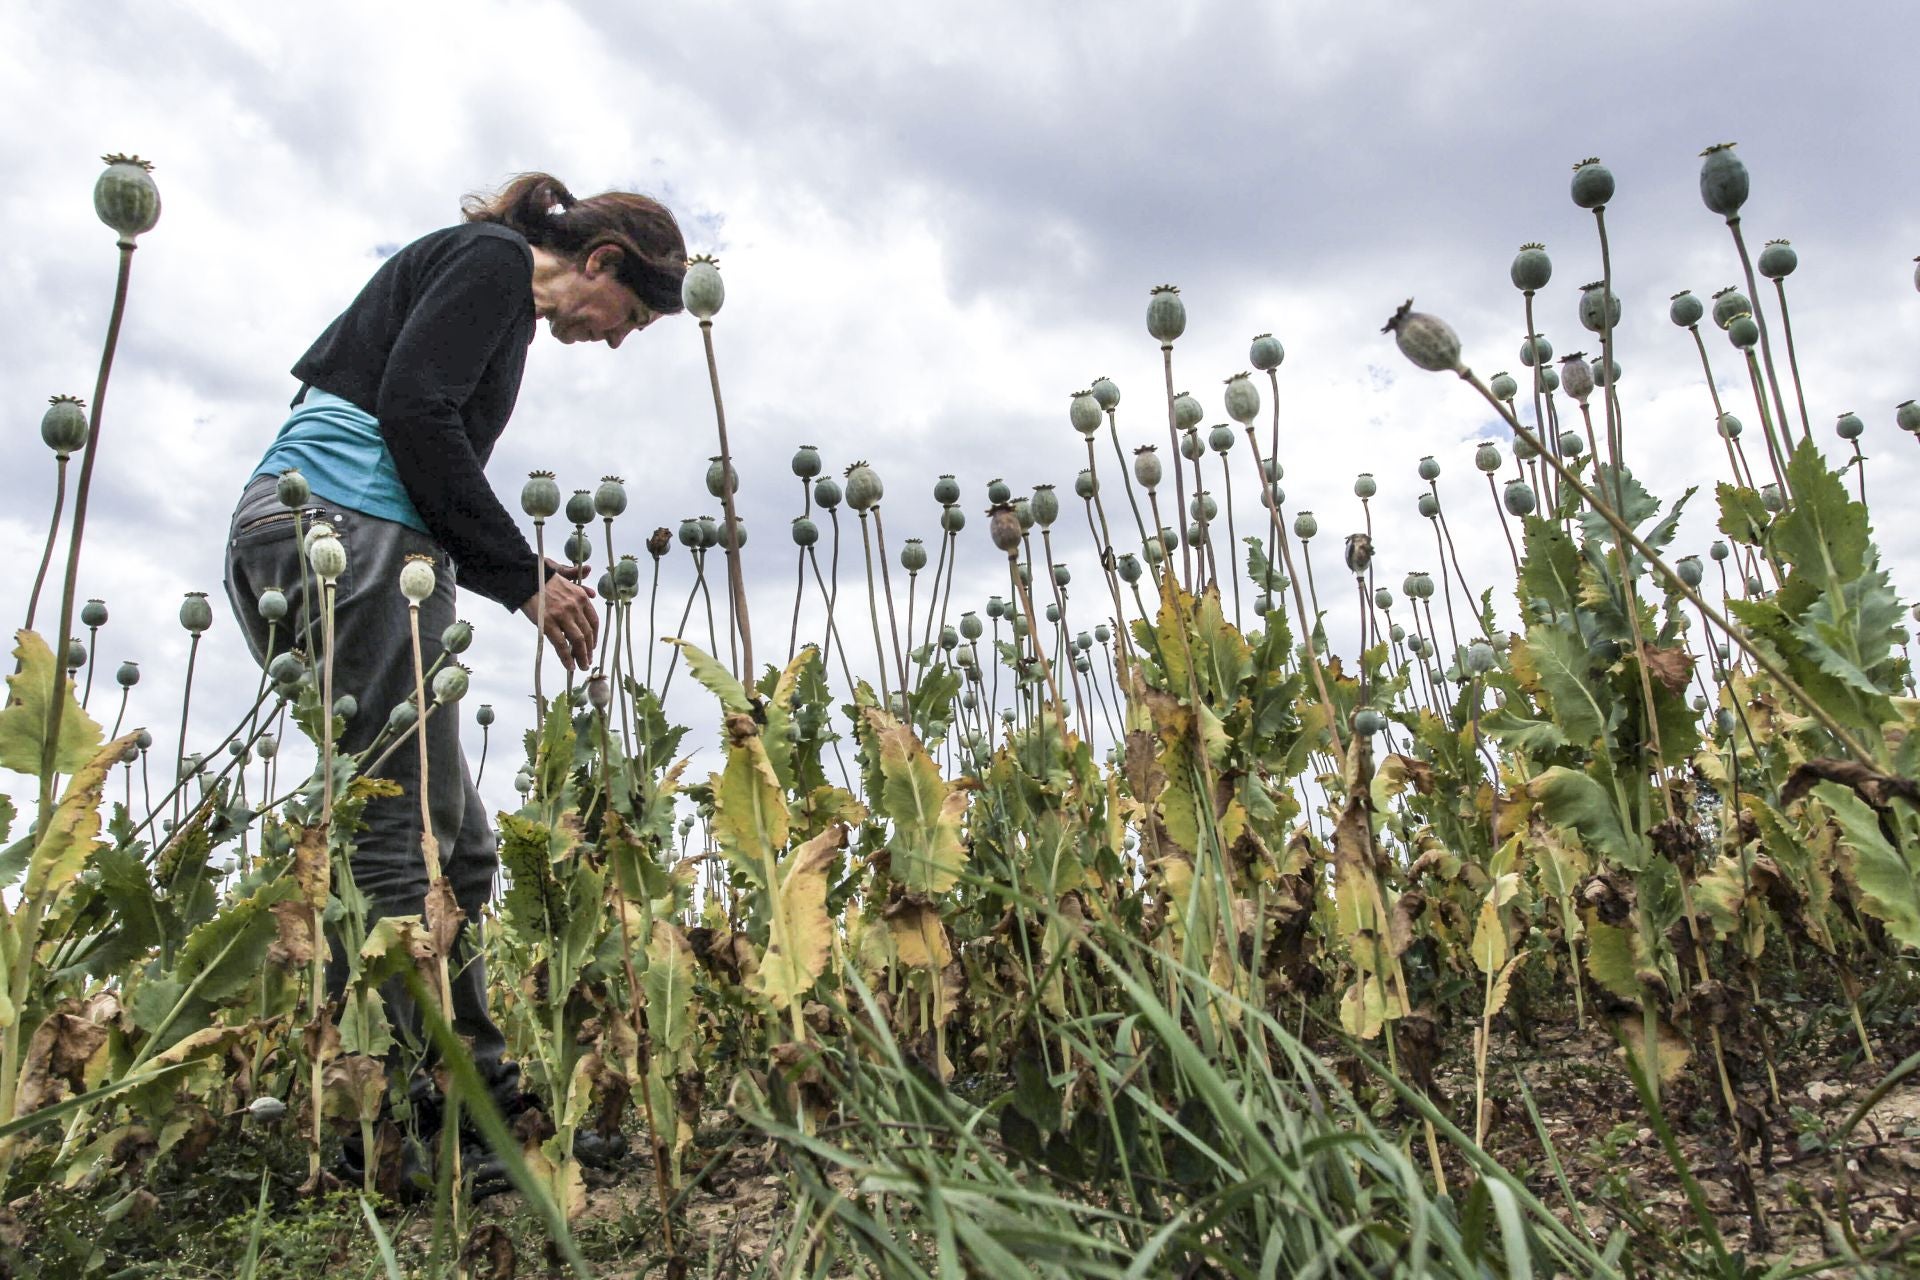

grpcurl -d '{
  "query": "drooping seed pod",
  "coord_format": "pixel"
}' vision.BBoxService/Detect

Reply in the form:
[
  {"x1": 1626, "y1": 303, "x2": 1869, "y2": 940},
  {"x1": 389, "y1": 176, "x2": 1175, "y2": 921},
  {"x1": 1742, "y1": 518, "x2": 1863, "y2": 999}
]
[
  {"x1": 1896, "y1": 400, "x2": 1920, "y2": 434},
  {"x1": 988, "y1": 503, "x2": 1022, "y2": 554},
  {"x1": 1417, "y1": 455, "x2": 1441, "y2": 481},
  {"x1": 1727, "y1": 313, "x2": 1760, "y2": 349},
  {"x1": 1558, "y1": 430, "x2": 1586, "y2": 458},
  {"x1": 986, "y1": 477, "x2": 1011, "y2": 505},
  {"x1": 1758, "y1": 239, "x2": 1797, "y2": 279},
  {"x1": 1031, "y1": 485, "x2": 1060, "y2": 527},
  {"x1": 1711, "y1": 286, "x2": 1750, "y2": 331},
  {"x1": 177, "y1": 591, "x2": 212, "y2": 634},
  {"x1": 942, "y1": 504, "x2": 966, "y2": 532},
  {"x1": 792, "y1": 444, "x2": 822, "y2": 479},
  {"x1": 399, "y1": 553, "x2": 437, "y2": 603},
  {"x1": 387, "y1": 700, "x2": 418, "y2": 734},
  {"x1": 41, "y1": 395, "x2": 89, "y2": 455},
  {"x1": 1503, "y1": 479, "x2": 1537, "y2": 516},
  {"x1": 1489, "y1": 371, "x2": 1518, "y2": 401},
  {"x1": 276, "y1": 469, "x2": 310, "y2": 508},
  {"x1": 1116, "y1": 553, "x2": 1142, "y2": 584},
  {"x1": 813, "y1": 476, "x2": 843, "y2": 509},
  {"x1": 594, "y1": 475, "x2": 628, "y2": 519},
  {"x1": 1676, "y1": 555, "x2": 1704, "y2": 587},
  {"x1": 1510, "y1": 242, "x2": 1552, "y2": 292},
  {"x1": 1353, "y1": 472, "x2": 1377, "y2": 499},
  {"x1": 1698, "y1": 143, "x2": 1748, "y2": 218},
  {"x1": 1293, "y1": 510, "x2": 1318, "y2": 540},
  {"x1": 844, "y1": 462, "x2": 883, "y2": 512},
  {"x1": 1353, "y1": 707, "x2": 1388, "y2": 735},
  {"x1": 1091, "y1": 376, "x2": 1120, "y2": 410},
  {"x1": 682, "y1": 254, "x2": 725, "y2": 319},
  {"x1": 1669, "y1": 291, "x2": 1704, "y2": 328},
  {"x1": 442, "y1": 619, "x2": 474, "y2": 653},
  {"x1": 1463, "y1": 640, "x2": 1497, "y2": 675},
  {"x1": 706, "y1": 455, "x2": 738, "y2": 498},
  {"x1": 933, "y1": 473, "x2": 961, "y2": 505},
  {"x1": 1559, "y1": 353, "x2": 1594, "y2": 403},
  {"x1": 901, "y1": 538, "x2": 929, "y2": 572},
  {"x1": 1223, "y1": 372, "x2": 1260, "y2": 425},
  {"x1": 1383, "y1": 300, "x2": 1462, "y2": 373},
  {"x1": 791, "y1": 516, "x2": 819, "y2": 547},
  {"x1": 1718, "y1": 412, "x2": 1743, "y2": 440},
  {"x1": 477, "y1": 703, "x2": 495, "y2": 727},
  {"x1": 432, "y1": 664, "x2": 469, "y2": 703},
  {"x1": 1133, "y1": 446, "x2": 1163, "y2": 488},
  {"x1": 1344, "y1": 532, "x2": 1372, "y2": 575},
  {"x1": 94, "y1": 154, "x2": 162, "y2": 241},
  {"x1": 1069, "y1": 390, "x2": 1103, "y2": 435},
  {"x1": 566, "y1": 488, "x2": 597, "y2": 526},
  {"x1": 1249, "y1": 333, "x2": 1284, "y2": 371},
  {"x1": 1835, "y1": 411, "x2": 1864, "y2": 441},
  {"x1": 1073, "y1": 469, "x2": 1096, "y2": 499},
  {"x1": 1173, "y1": 391, "x2": 1204, "y2": 431},
  {"x1": 1519, "y1": 334, "x2": 1553, "y2": 367},
  {"x1": 1146, "y1": 284, "x2": 1186, "y2": 344},
  {"x1": 521, "y1": 470, "x2": 561, "y2": 519},
  {"x1": 1569, "y1": 157, "x2": 1614, "y2": 210},
  {"x1": 1578, "y1": 282, "x2": 1620, "y2": 334}
]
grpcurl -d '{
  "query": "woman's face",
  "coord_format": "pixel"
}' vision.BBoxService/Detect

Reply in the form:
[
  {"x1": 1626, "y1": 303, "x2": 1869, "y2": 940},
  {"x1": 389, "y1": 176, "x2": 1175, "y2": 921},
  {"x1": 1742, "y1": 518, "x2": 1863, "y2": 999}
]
[{"x1": 547, "y1": 245, "x2": 656, "y2": 349}]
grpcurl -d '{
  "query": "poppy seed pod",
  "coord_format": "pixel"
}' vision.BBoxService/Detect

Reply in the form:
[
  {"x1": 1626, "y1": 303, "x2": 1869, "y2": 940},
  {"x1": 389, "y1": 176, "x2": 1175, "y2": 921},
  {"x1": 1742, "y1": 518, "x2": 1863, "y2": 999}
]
[
  {"x1": 1519, "y1": 334, "x2": 1553, "y2": 367},
  {"x1": 1141, "y1": 537, "x2": 1164, "y2": 565},
  {"x1": 1011, "y1": 614, "x2": 1030, "y2": 637},
  {"x1": 514, "y1": 770, "x2": 533, "y2": 795},
  {"x1": 1249, "y1": 333, "x2": 1284, "y2": 372},
  {"x1": 1569, "y1": 157, "x2": 1614, "y2": 210},
  {"x1": 960, "y1": 611, "x2": 983, "y2": 640},
  {"x1": 1710, "y1": 539, "x2": 1730, "y2": 563},
  {"x1": 988, "y1": 504, "x2": 1022, "y2": 554},
  {"x1": 1559, "y1": 354, "x2": 1594, "y2": 403},
  {"x1": 1475, "y1": 441, "x2": 1502, "y2": 473},
  {"x1": 562, "y1": 529, "x2": 592, "y2": 563},
  {"x1": 41, "y1": 395, "x2": 90, "y2": 455},
  {"x1": 1718, "y1": 412, "x2": 1743, "y2": 439},
  {"x1": 1711, "y1": 287, "x2": 1750, "y2": 331},
  {"x1": 1091, "y1": 376, "x2": 1120, "y2": 410},
  {"x1": 1578, "y1": 282, "x2": 1620, "y2": 334},
  {"x1": 1758, "y1": 239, "x2": 1797, "y2": 279},
  {"x1": 813, "y1": 476, "x2": 843, "y2": 509},
  {"x1": 1184, "y1": 521, "x2": 1203, "y2": 546},
  {"x1": 1031, "y1": 485, "x2": 1060, "y2": 527},
  {"x1": 1262, "y1": 481, "x2": 1286, "y2": 510},
  {"x1": 1146, "y1": 284, "x2": 1186, "y2": 344},
  {"x1": 682, "y1": 254, "x2": 724, "y2": 319},
  {"x1": 720, "y1": 517, "x2": 745, "y2": 550},
  {"x1": 1013, "y1": 497, "x2": 1034, "y2": 531},
  {"x1": 792, "y1": 445, "x2": 822, "y2": 478},
  {"x1": 1117, "y1": 553, "x2": 1142, "y2": 583},
  {"x1": 612, "y1": 555, "x2": 642, "y2": 592},
  {"x1": 1072, "y1": 654, "x2": 1090, "y2": 673},
  {"x1": 1053, "y1": 562, "x2": 1073, "y2": 587},
  {"x1": 1344, "y1": 532, "x2": 1372, "y2": 575},
  {"x1": 1190, "y1": 491, "x2": 1217, "y2": 522},
  {"x1": 940, "y1": 624, "x2": 959, "y2": 651},
  {"x1": 442, "y1": 619, "x2": 474, "y2": 653},
  {"x1": 432, "y1": 664, "x2": 469, "y2": 704},
  {"x1": 1558, "y1": 430, "x2": 1586, "y2": 458},
  {"x1": 135, "y1": 728, "x2": 153, "y2": 751},
  {"x1": 986, "y1": 595, "x2": 1006, "y2": 619},
  {"x1": 595, "y1": 571, "x2": 615, "y2": 598},
  {"x1": 116, "y1": 659, "x2": 139, "y2": 688},
  {"x1": 1464, "y1": 641, "x2": 1497, "y2": 675},
  {"x1": 1727, "y1": 313, "x2": 1760, "y2": 349},
  {"x1": 1263, "y1": 458, "x2": 1284, "y2": 481},
  {"x1": 1539, "y1": 365, "x2": 1561, "y2": 392},
  {"x1": 1094, "y1": 623, "x2": 1112, "y2": 643},
  {"x1": 521, "y1": 470, "x2": 561, "y2": 519},
  {"x1": 267, "y1": 651, "x2": 305, "y2": 687},
  {"x1": 256, "y1": 733, "x2": 278, "y2": 760},
  {"x1": 1676, "y1": 555, "x2": 1704, "y2": 587},
  {"x1": 1353, "y1": 707, "x2": 1388, "y2": 735},
  {"x1": 845, "y1": 462, "x2": 883, "y2": 511},
  {"x1": 901, "y1": 538, "x2": 929, "y2": 572},
  {"x1": 1510, "y1": 243, "x2": 1552, "y2": 292},
  {"x1": 1747, "y1": 573, "x2": 1765, "y2": 595},
  {"x1": 1133, "y1": 446, "x2": 1163, "y2": 488},
  {"x1": 1292, "y1": 510, "x2": 1318, "y2": 540},
  {"x1": 94, "y1": 154, "x2": 161, "y2": 242},
  {"x1": 1383, "y1": 300, "x2": 1462, "y2": 373},
  {"x1": 1173, "y1": 391, "x2": 1204, "y2": 431},
  {"x1": 1417, "y1": 455, "x2": 1441, "y2": 481},
  {"x1": 1223, "y1": 372, "x2": 1260, "y2": 425},
  {"x1": 1896, "y1": 400, "x2": 1920, "y2": 434},
  {"x1": 1208, "y1": 424, "x2": 1236, "y2": 454},
  {"x1": 1592, "y1": 355, "x2": 1621, "y2": 388},
  {"x1": 933, "y1": 474, "x2": 960, "y2": 504},
  {"x1": 1417, "y1": 491, "x2": 1441, "y2": 518},
  {"x1": 1179, "y1": 427, "x2": 1205, "y2": 461},
  {"x1": 1489, "y1": 371, "x2": 1518, "y2": 401},
  {"x1": 1504, "y1": 479, "x2": 1537, "y2": 516},
  {"x1": 677, "y1": 518, "x2": 701, "y2": 549},
  {"x1": 1069, "y1": 390, "x2": 1103, "y2": 435},
  {"x1": 1669, "y1": 291, "x2": 1704, "y2": 328},
  {"x1": 1353, "y1": 472, "x2": 1377, "y2": 499},
  {"x1": 1375, "y1": 587, "x2": 1394, "y2": 610},
  {"x1": 594, "y1": 475, "x2": 628, "y2": 519},
  {"x1": 62, "y1": 640, "x2": 85, "y2": 671},
  {"x1": 1074, "y1": 469, "x2": 1096, "y2": 499},
  {"x1": 706, "y1": 456, "x2": 738, "y2": 498},
  {"x1": 1760, "y1": 483, "x2": 1785, "y2": 513},
  {"x1": 79, "y1": 598, "x2": 109, "y2": 631},
  {"x1": 1513, "y1": 431, "x2": 1539, "y2": 461},
  {"x1": 387, "y1": 701, "x2": 418, "y2": 734},
  {"x1": 1390, "y1": 623, "x2": 1406, "y2": 643},
  {"x1": 276, "y1": 469, "x2": 310, "y2": 508},
  {"x1": 791, "y1": 516, "x2": 819, "y2": 547},
  {"x1": 986, "y1": 477, "x2": 1011, "y2": 505},
  {"x1": 1835, "y1": 411, "x2": 1863, "y2": 441},
  {"x1": 176, "y1": 591, "x2": 212, "y2": 634},
  {"x1": 565, "y1": 489, "x2": 596, "y2": 526},
  {"x1": 1413, "y1": 572, "x2": 1436, "y2": 600},
  {"x1": 398, "y1": 554, "x2": 437, "y2": 603},
  {"x1": 1698, "y1": 143, "x2": 1748, "y2": 218},
  {"x1": 942, "y1": 504, "x2": 966, "y2": 532},
  {"x1": 586, "y1": 671, "x2": 611, "y2": 710}
]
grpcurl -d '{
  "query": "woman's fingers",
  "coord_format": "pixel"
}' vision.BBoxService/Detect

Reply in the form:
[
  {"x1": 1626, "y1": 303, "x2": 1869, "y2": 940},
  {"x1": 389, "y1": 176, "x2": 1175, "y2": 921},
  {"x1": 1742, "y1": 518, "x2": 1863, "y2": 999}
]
[{"x1": 524, "y1": 574, "x2": 599, "y2": 670}]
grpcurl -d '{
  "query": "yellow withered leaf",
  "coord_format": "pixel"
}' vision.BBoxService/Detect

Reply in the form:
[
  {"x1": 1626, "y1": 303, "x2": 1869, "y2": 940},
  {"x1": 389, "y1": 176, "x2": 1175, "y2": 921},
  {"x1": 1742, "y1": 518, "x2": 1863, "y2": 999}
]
[{"x1": 747, "y1": 824, "x2": 843, "y2": 1010}]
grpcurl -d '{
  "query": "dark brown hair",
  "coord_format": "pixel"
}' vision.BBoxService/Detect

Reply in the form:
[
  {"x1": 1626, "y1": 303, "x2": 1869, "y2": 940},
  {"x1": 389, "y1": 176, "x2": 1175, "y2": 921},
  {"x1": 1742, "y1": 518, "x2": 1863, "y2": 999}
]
[{"x1": 462, "y1": 172, "x2": 686, "y2": 315}]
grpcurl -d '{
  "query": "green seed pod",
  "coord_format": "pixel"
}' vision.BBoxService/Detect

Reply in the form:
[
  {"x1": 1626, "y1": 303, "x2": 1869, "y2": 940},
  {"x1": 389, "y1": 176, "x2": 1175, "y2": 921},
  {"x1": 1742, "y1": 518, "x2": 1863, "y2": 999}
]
[
  {"x1": 1415, "y1": 572, "x2": 1436, "y2": 600},
  {"x1": 116, "y1": 659, "x2": 139, "y2": 688},
  {"x1": 1292, "y1": 510, "x2": 1318, "y2": 540},
  {"x1": 1569, "y1": 157, "x2": 1614, "y2": 210},
  {"x1": 1835, "y1": 411, "x2": 1863, "y2": 441},
  {"x1": 813, "y1": 476, "x2": 842, "y2": 509},
  {"x1": 1896, "y1": 400, "x2": 1920, "y2": 434},
  {"x1": 1559, "y1": 353, "x2": 1594, "y2": 403},
  {"x1": 566, "y1": 489, "x2": 597, "y2": 526},
  {"x1": 1519, "y1": 334, "x2": 1553, "y2": 367},
  {"x1": 1489, "y1": 371, "x2": 1518, "y2": 401},
  {"x1": 1591, "y1": 355, "x2": 1621, "y2": 388},
  {"x1": 1510, "y1": 242, "x2": 1552, "y2": 292},
  {"x1": 1669, "y1": 291, "x2": 1704, "y2": 328},
  {"x1": 559, "y1": 527, "x2": 590, "y2": 564},
  {"x1": 1071, "y1": 654, "x2": 1090, "y2": 674},
  {"x1": 1727, "y1": 312, "x2": 1760, "y2": 349},
  {"x1": 1710, "y1": 540, "x2": 1730, "y2": 562},
  {"x1": 521, "y1": 470, "x2": 561, "y2": 519},
  {"x1": 267, "y1": 651, "x2": 305, "y2": 686},
  {"x1": 792, "y1": 445, "x2": 822, "y2": 478},
  {"x1": 1142, "y1": 537, "x2": 1164, "y2": 566},
  {"x1": 1676, "y1": 555, "x2": 1704, "y2": 587},
  {"x1": 476, "y1": 703, "x2": 495, "y2": 727},
  {"x1": 613, "y1": 555, "x2": 642, "y2": 593},
  {"x1": 1698, "y1": 143, "x2": 1748, "y2": 218},
  {"x1": 1715, "y1": 707, "x2": 1735, "y2": 737},
  {"x1": 1558, "y1": 430, "x2": 1586, "y2": 458},
  {"x1": 40, "y1": 395, "x2": 89, "y2": 455},
  {"x1": 1374, "y1": 587, "x2": 1394, "y2": 610},
  {"x1": 901, "y1": 538, "x2": 929, "y2": 572},
  {"x1": 791, "y1": 516, "x2": 819, "y2": 547},
  {"x1": 399, "y1": 553, "x2": 437, "y2": 603},
  {"x1": 1132, "y1": 446, "x2": 1163, "y2": 489},
  {"x1": 941, "y1": 504, "x2": 966, "y2": 533},
  {"x1": 1746, "y1": 572, "x2": 1765, "y2": 595},
  {"x1": 986, "y1": 596, "x2": 1006, "y2": 620},
  {"x1": 1353, "y1": 472, "x2": 1376, "y2": 499},
  {"x1": 681, "y1": 253, "x2": 724, "y2": 319},
  {"x1": 1417, "y1": 455, "x2": 1441, "y2": 481},
  {"x1": 1718, "y1": 412, "x2": 1742, "y2": 439},
  {"x1": 586, "y1": 671, "x2": 611, "y2": 710},
  {"x1": 1503, "y1": 479, "x2": 1537, "y2": 516},
  {"x1": 81, "y1": 597, "x2": 109, "y2": 629},
  {"x1": 1539, "y1": 365, "x2": 1560, "y2": 392},
  {"x1": 1011, "y1": 614, "x2": 1029, "y2": 638},
  {"x1": 63, "y1": 639, "x2": 86, "y2": 670},
  {"x1": 1146, "y1": 284, "x2": 1186, "y2": 344},
  {"x1": 276, "y1": 469, "x2": 310, "y2": 508},
  {"x1": 1390, "y1": 623, "x2": 1406, "y2": 643},
  {"x1": 697, "y1": 515, "x2": 721, "y2": 548},
  {"x1": 442, "y1": 618, "x2": 474, "y2": 653},
  {"x1": 1262, "y1": 481, "x2": 1285, "y2": 510},
  {"x1": 94, "y1": 154, "x2": 161, "y2": 241},
  {"x1": 135, "y1": 728, "x2": 153, "y2": 750},
  {"x1": 1463, "y1": 641, "x2": 1496, "y2": 675},
  {"x1": 1012, "y1": 497, "x2": 1034, "y2": 531},
  {"x1": 1208, "y1": 424, "x2": 1237, "y2": 455},
  {"x1": 1711, "y1": 286, "x2": 1750, "y2": 330},
  {"x1": 514, "y1": 770, "x2": 533, "y2": 795},
  {"x1": 1353, "y1": 707, "x2": 1387, "y2": 735},
  {"x1": 1091, "y1": 376, "x2": 1120, "y2": 410},
  {"x1": 1760, "y1": 483, "x2": 1784, "y2": 513},
  {"x1": 940, "y1": 624, "x2": 958, "y2": 651},
  {"x1": 1264, "y1": 458, "x2": 1284, "y2": 481},
  {"x1": 1475, "y1": 441, "x2": 1502, "y2": 473},
  {"x1": 1417, "y1": 491, "x2": 1441, "y2": 518},
  {"x1": 1578, "y1": 282, "x2": 1620, "y2": 334},
  {"x1": 257, "y1": 734, "x2": 277, "y2": 760},
  {"x1": 1223, "y1": 372, "x2": 1260, "y2": 425},
  {"x1": 1074, "y1": 469, "x2": 1096, "y2": 499},
  {"x1": 1513, "y1": 431, "x2": 1539, "y2": 461},
  {"x1": 1190, "y1": 491, "x2": 1218, "y2": 522},
  {"x1": 178, "y1": 591, "x2": 213, "y2": 633},
  {"x1": 387, "y1": 700, "x2": 417, "y2": 734},
  {"x1": 1173, "y1": 391, "x2": 1204, "y2": 431},
  {"x1": 1249, "y1": 333, "x2": 1284, "y2": 371},
  {"x1": 986, "y1": 477, "x2": 1012, "y2": 505},
  {"x1": 594, "y1": 475, "x2": 628, "y2": 519},
  {"x1": 845, "y1": 462, "x2": 883, "y2": 511},
  {"x1": 988, "y1": 503, "x2": 1022, "y2": 554},
  {"x1": 721, "y1": 517, "x2": 745, "y2": 550},
  {"x1": 706, "y1": 455, "x2": 738, "y2": 498},
  {"x1": 1031, "y1": 485, "x2": 1060, "y2": 527},
  {"x1": 1758, "y1": 239, "x2": 1797, "y2": 279},
  {"x1": 1069, "y1": 391, "x2": 1103, "y2": 435},
  {"x1": 1045, "y1": 602, "x2": 1061, "y2": 624},
  {"x1": 933, "y1": 474, "x2": 960, "y2": 504},
  {"x1": 1117, "y1": 554, "x2": 1142, "y2": 584},
  {"x1": 1383, "y1": 300, "x2": 1462, "y2": 373},
  {"x1": 1184, "y1": 521, "x2": 1203, "y2": 546},
  {"x1": 595, "y1": 570, "x2": 615, "y2": 598},
  {"x1": 1094, "y1": 623, "x2": 1112, "y2": 643},
  {"x1": 432, "y1": 664, "x2": 469, "y2": 704}
]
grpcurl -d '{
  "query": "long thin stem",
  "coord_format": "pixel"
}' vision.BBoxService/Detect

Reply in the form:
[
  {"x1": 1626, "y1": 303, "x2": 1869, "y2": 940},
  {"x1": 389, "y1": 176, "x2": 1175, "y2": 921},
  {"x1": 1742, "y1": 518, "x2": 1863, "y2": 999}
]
[
  {"x1": 871, "y1": 507, "x2": 910, "y2": 694},
  {"x1": 532, "y1": 521, "x2": 548, "y2": 715},
  {"x1": 1725, "y1": 216, "x2": 1798, "y2": 448},
  {"x1": 699, "y1": 321, "x2": 756, "y2": 685},
  {"x1": 1160, "y1": 347, "x2": 1193, "y2": 590},
  {"x1": 24, "y1": 455, "x2": 70, "y2": 635},
  {"x1": 173, "y1": 633, "x2": 202, "y2": 828},
  {"x1": 789, "y1": 477, "x2": 811, "y2": 662},
  {"x1": 857, "y1": 513, "x2": 892, "y2": 703},
  {"x1": 1770, "y1": 278, "x2": 1811, "y2": 443}
]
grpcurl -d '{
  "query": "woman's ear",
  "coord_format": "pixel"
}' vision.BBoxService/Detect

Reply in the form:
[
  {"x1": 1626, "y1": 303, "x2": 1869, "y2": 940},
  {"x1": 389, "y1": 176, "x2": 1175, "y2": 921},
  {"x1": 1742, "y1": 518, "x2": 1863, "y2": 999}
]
[{"x1": 585, "y1": 243, "x2": 626, "y2": 277}]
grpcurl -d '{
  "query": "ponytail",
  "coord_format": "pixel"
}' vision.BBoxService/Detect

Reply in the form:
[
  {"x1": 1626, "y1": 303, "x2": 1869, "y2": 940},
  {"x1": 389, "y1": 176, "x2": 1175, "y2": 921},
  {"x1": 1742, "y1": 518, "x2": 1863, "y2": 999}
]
[{"x1": 463, "y1": 172, "x2": 686, "y2": 315}]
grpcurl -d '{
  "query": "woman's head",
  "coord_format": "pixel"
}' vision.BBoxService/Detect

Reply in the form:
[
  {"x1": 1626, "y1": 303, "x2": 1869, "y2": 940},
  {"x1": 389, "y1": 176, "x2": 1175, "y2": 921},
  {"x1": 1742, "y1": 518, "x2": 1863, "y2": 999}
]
[{"x1": 463, "y1": 173, "x2": 686, "y2": 344}]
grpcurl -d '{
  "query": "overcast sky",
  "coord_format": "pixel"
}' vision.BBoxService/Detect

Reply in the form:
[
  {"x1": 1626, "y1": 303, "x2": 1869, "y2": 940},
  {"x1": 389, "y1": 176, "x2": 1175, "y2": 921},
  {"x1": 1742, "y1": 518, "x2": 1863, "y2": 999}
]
[{"x1": 3, "y1": 0, "x2": 1916, "y2": 827}]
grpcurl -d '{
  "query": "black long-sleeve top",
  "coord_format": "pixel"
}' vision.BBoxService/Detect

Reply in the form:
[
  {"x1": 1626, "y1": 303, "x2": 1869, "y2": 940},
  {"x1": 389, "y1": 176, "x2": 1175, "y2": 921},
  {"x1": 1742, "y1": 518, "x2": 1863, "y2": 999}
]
[{"x1": 291, "y1": 222, "x2": 544, "y2": 609}]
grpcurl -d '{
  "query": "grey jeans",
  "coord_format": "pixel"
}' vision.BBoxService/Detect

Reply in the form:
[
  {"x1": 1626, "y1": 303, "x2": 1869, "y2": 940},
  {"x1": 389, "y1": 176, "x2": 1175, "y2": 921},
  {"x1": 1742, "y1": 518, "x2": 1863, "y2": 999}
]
[{"x1": 224, "y1": 473, "x2": 505, "y2": 1069}]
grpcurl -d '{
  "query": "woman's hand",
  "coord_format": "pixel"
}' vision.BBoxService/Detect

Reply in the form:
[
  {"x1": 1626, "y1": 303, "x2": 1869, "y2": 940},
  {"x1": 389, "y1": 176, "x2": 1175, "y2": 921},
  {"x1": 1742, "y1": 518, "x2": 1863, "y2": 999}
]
[{"x1": 521, "y1": 560, "x2": 599, "y2": 671}]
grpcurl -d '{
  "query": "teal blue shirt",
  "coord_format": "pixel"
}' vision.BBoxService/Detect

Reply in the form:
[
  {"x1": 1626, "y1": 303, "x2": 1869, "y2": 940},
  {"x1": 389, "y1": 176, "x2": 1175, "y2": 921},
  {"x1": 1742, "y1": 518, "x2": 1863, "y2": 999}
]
[{"x1": 252, "y1": 388, "x2": 429, "y2": 534}]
